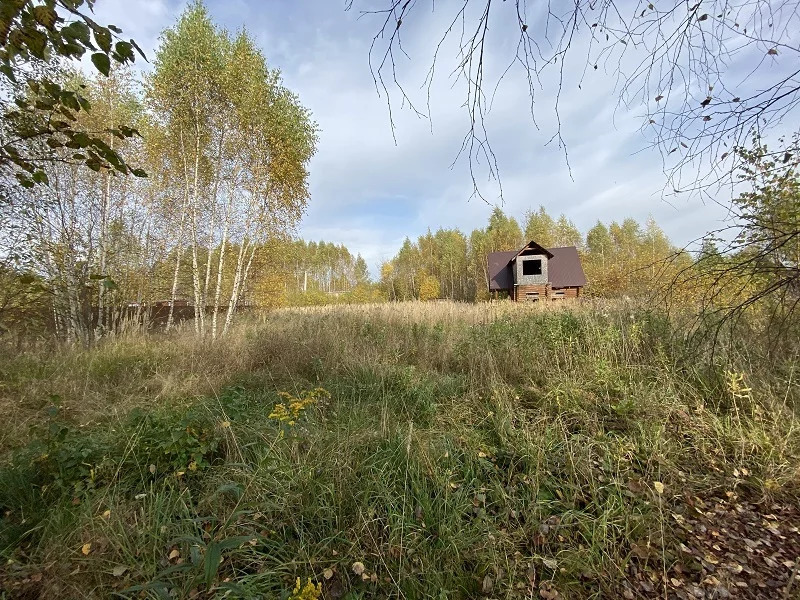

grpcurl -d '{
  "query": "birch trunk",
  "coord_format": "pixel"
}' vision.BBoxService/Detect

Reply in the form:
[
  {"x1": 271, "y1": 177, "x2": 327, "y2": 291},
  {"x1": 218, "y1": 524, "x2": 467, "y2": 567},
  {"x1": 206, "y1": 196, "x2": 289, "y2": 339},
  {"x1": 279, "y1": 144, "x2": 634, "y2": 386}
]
[{"x1": 210, "y1": 199, "x2": 231, "y2": 340}]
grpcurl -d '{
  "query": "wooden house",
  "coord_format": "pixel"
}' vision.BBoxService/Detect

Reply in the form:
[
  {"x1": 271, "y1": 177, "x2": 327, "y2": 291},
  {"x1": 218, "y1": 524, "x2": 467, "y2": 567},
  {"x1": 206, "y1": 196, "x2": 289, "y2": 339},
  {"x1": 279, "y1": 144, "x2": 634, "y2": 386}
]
[{"x1": 488, "y1": 241, "x2": 587, "y2": 301}]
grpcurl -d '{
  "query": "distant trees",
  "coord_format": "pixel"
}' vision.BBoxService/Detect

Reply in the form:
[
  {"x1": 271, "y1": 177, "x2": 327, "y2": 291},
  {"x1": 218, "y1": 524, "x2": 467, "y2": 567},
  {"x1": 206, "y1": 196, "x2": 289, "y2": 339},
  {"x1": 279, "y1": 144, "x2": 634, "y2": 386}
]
[{"x1": 379, "y1": 206, "x2": 682, "y2": 302}]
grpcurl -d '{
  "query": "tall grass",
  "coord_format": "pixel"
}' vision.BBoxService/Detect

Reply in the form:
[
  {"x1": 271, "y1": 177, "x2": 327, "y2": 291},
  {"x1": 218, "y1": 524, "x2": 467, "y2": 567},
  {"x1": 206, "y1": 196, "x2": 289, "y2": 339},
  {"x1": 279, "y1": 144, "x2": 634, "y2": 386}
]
[{"x1": 0, "y1": 301, "x2": 798, "y2": 599}]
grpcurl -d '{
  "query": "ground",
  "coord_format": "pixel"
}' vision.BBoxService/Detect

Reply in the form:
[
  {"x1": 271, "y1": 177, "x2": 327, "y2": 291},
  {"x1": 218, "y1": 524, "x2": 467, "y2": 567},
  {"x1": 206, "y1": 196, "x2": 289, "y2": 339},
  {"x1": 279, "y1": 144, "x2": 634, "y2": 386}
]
[{"x1": 0, "y1": 301, "x2": 798, "y2": 599}]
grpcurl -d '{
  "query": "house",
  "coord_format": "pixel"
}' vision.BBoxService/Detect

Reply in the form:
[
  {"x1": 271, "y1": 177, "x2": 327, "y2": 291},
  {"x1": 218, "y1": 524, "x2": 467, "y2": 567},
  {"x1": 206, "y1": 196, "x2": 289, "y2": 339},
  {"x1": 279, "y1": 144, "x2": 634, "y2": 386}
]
[{"x1": 488, "y1": 241, "x2": 587, "y2": 301}]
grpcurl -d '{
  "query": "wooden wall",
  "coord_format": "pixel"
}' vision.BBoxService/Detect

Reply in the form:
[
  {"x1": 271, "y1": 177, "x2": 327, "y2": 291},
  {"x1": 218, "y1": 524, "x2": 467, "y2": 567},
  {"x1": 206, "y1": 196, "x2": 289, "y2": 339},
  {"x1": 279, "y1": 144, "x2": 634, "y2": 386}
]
[{"x1": 511, "y1": 285, "x2": 581, "y2": 301}]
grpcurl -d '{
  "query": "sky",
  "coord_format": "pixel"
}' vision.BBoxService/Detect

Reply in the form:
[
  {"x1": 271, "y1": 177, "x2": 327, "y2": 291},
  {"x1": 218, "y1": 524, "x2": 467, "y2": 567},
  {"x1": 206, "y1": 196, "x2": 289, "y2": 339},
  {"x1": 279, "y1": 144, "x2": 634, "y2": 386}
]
[{"x1": 88, "y1": 0, "x2": 778, "y2": 275}]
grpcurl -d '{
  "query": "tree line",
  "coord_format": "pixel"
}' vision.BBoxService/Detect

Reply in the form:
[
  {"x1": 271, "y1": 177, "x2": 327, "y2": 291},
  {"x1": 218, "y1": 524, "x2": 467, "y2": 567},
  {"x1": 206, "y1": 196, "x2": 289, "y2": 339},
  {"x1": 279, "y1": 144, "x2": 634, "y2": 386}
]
[{"x1": 379, "y1": 207, "x2": 679, "y2": 302}]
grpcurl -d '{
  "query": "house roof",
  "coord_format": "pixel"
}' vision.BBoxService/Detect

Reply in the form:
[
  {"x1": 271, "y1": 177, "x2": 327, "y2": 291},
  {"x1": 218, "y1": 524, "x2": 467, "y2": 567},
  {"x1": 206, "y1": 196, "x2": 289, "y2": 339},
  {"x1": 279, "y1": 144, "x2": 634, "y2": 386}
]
[
  {"x1": 547, "y1": 246, "x2": 588, "y2": 288},
  {"x1": 488, "y1": 250, "x2": 518, "y2": 290},
  {"x1": 487, "y1": 244, "x2": 587, "y2": 290},
  {"x1": 511, "y1": 240, "x2": 554, "y2": 261}
]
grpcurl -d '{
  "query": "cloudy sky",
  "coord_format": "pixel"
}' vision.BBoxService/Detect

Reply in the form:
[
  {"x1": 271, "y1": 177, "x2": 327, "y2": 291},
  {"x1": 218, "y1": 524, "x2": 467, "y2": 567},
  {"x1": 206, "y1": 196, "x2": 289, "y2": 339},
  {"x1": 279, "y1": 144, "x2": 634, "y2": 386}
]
[{"x1": 89, "y1": 0, "x2": 775, "y2": 274}]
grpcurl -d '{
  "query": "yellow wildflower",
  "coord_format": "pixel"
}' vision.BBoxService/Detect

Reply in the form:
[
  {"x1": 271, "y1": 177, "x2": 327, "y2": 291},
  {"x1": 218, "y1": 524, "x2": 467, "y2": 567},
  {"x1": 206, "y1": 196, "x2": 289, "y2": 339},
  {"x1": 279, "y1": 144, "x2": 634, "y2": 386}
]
[
  {"x1": 269, "y1": 388, "x2": 330, "y2": 427},
  {"x1": 289, "y1": 577, "x2": 322, "y2": 600}
]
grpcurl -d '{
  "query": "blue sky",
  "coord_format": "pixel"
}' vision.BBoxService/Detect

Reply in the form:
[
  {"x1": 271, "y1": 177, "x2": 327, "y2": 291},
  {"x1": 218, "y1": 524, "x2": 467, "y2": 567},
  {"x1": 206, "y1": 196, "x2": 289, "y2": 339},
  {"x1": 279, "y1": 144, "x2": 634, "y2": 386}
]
[{"x1": 90, "y1": 0, "x2": 773, "y2": 274}]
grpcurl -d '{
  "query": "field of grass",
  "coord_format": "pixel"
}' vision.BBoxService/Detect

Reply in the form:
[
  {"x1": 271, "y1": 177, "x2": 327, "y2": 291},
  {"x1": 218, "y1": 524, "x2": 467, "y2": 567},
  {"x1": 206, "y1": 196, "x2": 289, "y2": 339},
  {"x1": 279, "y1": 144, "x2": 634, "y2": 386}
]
[{"x1": 1, "y1": 301, "x2": 799, "y2": 599}]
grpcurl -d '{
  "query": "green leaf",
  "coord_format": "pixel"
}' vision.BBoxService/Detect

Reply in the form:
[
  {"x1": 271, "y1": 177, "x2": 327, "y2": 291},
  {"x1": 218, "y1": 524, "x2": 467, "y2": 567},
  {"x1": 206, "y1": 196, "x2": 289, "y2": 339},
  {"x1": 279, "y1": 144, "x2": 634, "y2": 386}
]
[
  {"x1": 32, "y1": 6, "x2": 59, "y2": 30},
  {"x1": 93, "y1": 27, "x2": 112, "y2": 53},
  {"x1": 129, "y1": 38, "x2": 147, "y2": 61},
  {"x1": 204, "y1": 542, "x2": 222, "y2": 587},
  {"x1": 0, "y1": 64, "x2": 16, "y2": 82},
  {"x1": 23, "y1": 29, "x2": 48, "y2": 59},
  {"x1": 60, "y1": 91, "x2": 80, "y2": 111},
  {"x1": 63, "y1": 21, "x2": 91, "y2": 46},
  {"x1": 91, "y1": 52, "x2": 110, "y2": 76},
  {"x1": 113, "y1": 40, "x2": 134, "y2": 62}
]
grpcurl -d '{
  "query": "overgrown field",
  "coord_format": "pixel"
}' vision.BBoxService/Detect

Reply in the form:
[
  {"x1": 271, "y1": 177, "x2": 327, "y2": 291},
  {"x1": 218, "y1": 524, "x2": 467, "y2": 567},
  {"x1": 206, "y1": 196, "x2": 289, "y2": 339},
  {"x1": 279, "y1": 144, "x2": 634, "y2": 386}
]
[{"x1": 1, "y1": 302, "x2": 799, "y2": 599}]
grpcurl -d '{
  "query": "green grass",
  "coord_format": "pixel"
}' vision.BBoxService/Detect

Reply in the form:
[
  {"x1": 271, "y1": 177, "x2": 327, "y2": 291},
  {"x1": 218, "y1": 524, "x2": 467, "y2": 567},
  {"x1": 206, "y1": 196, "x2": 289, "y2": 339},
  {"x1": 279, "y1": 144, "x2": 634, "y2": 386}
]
[{"x1": 0, "y1": 301, "x2": 798, "y2": 598}]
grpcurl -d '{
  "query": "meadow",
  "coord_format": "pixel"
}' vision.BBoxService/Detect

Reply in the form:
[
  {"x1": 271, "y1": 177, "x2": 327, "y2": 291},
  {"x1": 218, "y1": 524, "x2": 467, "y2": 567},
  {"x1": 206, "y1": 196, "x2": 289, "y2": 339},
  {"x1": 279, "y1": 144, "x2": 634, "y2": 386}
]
[{"x1": 0, "y1": 301, "x2": 798, "y2": 599}]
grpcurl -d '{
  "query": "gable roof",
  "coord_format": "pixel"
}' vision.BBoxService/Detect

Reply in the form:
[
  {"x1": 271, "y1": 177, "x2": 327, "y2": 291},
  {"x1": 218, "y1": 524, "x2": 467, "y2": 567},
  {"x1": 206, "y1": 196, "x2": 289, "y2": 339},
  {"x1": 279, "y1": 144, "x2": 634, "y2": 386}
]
[
  {"x1": 487, "y1": 244, "x2": 587, "y2": 290},
  {"x1": 547, "y1": 246, "x2": 587, "y2": 288},
  {"x1": 511, "y1": 240, "x2": 554, "y2": 261},
  {"x1": 488, "y1": 250, "x2": 518, "y2": 290}
]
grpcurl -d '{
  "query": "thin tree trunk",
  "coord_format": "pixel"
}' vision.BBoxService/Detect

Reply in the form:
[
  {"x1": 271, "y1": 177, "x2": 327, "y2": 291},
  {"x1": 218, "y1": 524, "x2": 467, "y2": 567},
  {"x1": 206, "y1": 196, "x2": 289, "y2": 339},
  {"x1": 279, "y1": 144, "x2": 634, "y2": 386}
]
[
  {"x1": 210, "y1": 199, "x2": 231, "y2": 340},
  {"x1": 166, "y1": 190, "x2": 189, "y2": 332}
]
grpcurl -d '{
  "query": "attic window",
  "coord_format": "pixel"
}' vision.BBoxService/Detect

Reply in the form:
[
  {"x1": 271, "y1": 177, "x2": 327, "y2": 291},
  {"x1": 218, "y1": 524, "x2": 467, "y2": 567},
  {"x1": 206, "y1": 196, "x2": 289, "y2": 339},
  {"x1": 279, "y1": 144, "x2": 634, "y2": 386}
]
[{"x1": 522, "y1": 259, "x2": 542, "y2": 276}]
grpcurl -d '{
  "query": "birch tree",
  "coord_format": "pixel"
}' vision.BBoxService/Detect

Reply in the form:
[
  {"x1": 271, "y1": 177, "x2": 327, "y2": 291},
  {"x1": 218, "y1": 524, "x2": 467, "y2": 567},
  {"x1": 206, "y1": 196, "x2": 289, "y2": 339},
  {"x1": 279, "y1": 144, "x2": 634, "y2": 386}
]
[{"x1": 149, "y1": 2, "x2": 317, "y2": 339}]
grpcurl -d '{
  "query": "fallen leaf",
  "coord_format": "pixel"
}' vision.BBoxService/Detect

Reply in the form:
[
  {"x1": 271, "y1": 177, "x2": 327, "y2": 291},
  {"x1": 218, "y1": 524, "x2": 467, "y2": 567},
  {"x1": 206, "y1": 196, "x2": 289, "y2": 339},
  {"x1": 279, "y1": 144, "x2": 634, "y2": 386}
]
[
  {"x1": 352, "y1": 561, "x2": 365, "y2": 575},
  {"x1": 653, "y1": 481, "x2": 665, "y2": 494},
  {"x1": 81, "y1": 543, "x2": 92, "y2": 555},
  {"x1": 102, "y1": 509, "x2": 111, "y2": 519},
  {"x1": 542, "y1": 558, "x2": 558, "y2": 570},
  {"x1": 323, "y1": 568, "x2": 334, "y2": 580},
  {"x1": 482, "y1": 574, "x2": 494, "y2": 593},
  {"x1": 168, "y1": 549, "x2": 180, "y2": 560},
  {"x1": 112, "y1": 565, "x2": 127, "y2": 577}
]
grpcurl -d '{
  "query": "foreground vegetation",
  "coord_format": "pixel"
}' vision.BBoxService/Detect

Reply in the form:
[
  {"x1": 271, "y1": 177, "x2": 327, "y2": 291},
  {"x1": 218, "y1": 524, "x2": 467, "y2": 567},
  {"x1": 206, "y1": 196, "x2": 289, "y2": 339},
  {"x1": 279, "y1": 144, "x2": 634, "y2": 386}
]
[{"x1": 1, "y1": 301, "x2": 799, "y2": 599}]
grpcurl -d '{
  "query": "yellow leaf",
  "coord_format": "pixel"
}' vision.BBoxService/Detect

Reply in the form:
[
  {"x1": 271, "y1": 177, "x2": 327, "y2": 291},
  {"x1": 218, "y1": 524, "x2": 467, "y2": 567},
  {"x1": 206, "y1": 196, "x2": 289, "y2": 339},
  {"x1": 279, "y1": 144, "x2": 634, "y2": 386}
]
[
  {"x1": 81, "y1": 543, "x2": 92, "y2": 555},
  {"x1": 352, "y1": 561, "x2": 365, "y2": 575},
  {"x1": 102, "y1": 509, "x2": 111, "y2": 519},
  {"x1": 220, "y1": 421, "x2": 231, "y2": 428},
  {"x1": 653, "y1": 481, "x2": 665, "y2": 494},
  {"x1": 168, "y1": 549, "x2": 180, "y2": 560},
  {"x1": 323, "y1": 568, "x2": 334, "y2": 579}
]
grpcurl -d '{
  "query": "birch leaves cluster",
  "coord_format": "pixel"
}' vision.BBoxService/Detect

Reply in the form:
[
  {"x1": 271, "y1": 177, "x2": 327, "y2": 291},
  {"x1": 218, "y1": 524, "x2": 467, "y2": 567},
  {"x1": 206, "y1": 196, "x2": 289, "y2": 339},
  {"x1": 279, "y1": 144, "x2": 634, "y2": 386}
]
[{"x1": 2, "y1": 3, "x2": 317, "y2": 343}]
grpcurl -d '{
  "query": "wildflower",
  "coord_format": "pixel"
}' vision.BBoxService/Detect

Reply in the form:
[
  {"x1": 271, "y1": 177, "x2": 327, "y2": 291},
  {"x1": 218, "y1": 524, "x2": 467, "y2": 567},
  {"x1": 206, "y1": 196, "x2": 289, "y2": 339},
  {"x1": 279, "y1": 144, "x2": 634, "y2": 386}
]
[
  {"x1": 725, "y1": 371, "x2": 752, "y2": 401},
  {"x1": 289, "y1": 577, "x2": 322, "y2": 600},
  {"x1": 269, "y1": 388, "x2": 330, "y2": 427}
]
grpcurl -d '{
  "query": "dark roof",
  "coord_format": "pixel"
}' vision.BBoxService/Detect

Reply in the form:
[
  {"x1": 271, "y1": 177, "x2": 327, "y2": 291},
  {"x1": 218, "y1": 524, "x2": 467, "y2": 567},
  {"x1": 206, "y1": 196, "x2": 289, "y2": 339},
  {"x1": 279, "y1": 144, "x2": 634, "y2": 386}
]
[
  {"x1": 547, "y1": 246, "x2": 587, "y2": 288},
  {"x1": 512, "y1": 240, "x2": 554, "y2": 260},
  {"x1": 488, "y1": 250, "x2": 518, "y2": 290},
  {"x1": 487, "y1": 244, "x2": 587, "y2": 290}
]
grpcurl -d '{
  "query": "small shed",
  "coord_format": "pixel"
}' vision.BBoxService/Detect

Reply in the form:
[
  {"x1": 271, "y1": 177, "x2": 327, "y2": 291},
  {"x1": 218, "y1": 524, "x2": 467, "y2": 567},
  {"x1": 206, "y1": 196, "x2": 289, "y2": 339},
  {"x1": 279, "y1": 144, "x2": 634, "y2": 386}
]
[{"x1": 488, "y1": 241, "x2": 587, "y2": 301}]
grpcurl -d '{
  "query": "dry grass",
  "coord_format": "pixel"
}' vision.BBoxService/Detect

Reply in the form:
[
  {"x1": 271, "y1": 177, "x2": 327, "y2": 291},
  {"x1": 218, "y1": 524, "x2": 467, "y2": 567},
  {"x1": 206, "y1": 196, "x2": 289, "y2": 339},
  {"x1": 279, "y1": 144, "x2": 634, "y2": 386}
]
[{"x1": 1, "y1": 300, "x2": 798, "y2": 599}]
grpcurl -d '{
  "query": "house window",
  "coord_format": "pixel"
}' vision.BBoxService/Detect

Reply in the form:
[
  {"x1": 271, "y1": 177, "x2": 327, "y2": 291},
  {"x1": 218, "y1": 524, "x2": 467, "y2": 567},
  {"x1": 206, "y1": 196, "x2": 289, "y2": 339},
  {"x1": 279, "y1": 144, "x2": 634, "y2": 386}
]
[
  {"x1": 552, "y1": 290, "x2": 565, "y2": 300},
  {"x1": 522, "y1": 259, "x2": 542, "y2": 276},
  {"x1": 525, "y1": 292, "x2": 539, "y2": 302}
]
